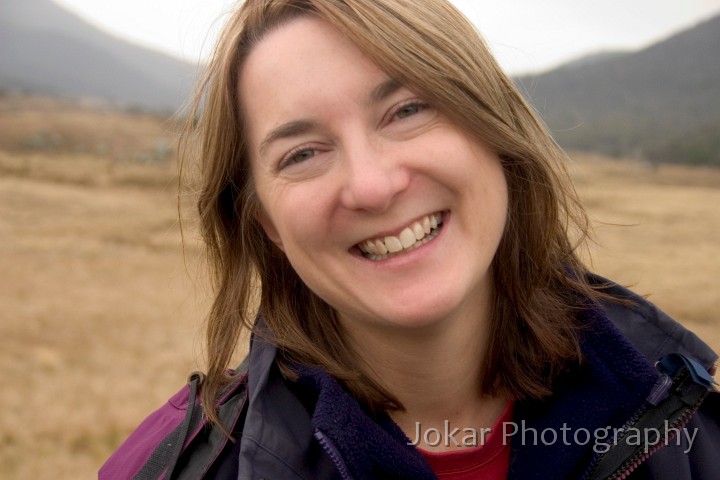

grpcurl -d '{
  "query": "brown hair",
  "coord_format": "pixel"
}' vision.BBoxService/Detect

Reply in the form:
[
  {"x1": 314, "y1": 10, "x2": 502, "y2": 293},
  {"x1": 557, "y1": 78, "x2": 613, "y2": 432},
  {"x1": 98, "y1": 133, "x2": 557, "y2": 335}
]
[{"x1": 182, "y1": 0, "x2": 607, "y2": 428}]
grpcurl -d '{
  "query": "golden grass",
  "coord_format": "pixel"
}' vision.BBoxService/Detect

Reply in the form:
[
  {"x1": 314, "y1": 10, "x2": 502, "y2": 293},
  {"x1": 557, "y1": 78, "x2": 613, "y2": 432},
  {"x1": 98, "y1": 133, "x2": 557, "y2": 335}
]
[
  {"x1": 0, "y1": 95, "x2": 180, "y2": 162},
  {"x1": 0, "y1": 156, "x2": 208, "y2": 478},
  {"x1": 569, "y1": 152, "x2": 720, "y2": 352},
  {"x1": 0, "y1": 99, "x2": 717, "y2": 478}
]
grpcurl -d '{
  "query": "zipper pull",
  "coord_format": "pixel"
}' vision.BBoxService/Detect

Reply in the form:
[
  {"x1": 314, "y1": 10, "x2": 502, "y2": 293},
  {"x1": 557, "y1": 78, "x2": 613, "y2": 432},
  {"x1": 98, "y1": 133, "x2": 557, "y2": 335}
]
[
  {"x1": 656, "y1": 353, "x2": 718, "y2": 390},
  {"x1": 646, "y1": 374, "x2": 672, "y2": 406}
]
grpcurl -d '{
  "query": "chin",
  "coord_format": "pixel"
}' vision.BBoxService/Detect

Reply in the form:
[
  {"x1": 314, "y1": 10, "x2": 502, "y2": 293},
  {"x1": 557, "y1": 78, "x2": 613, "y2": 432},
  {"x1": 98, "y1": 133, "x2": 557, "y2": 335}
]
[{"x1": 370, "y1": 294, "x2": 469, "y2": 331}]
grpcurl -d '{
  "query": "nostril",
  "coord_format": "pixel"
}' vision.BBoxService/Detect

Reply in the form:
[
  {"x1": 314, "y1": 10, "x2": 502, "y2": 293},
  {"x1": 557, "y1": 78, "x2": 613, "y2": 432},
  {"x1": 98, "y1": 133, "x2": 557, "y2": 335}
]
[{"x1": 340, "y1": 166, "x2": 410, "y2": 213}]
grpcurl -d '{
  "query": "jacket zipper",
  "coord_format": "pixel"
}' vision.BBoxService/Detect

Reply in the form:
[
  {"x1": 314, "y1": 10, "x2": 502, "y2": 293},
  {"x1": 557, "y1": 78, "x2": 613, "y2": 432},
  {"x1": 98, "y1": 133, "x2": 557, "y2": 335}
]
[
  {"x1": 314, "y1": 429, "x2": 356, "y2": 480},
  {"x1": 583, "y1": 355, "x2": 714, "y2": 480},
  {"x1": 608, "y1": 393, "x2": 705, "y2": 479}
]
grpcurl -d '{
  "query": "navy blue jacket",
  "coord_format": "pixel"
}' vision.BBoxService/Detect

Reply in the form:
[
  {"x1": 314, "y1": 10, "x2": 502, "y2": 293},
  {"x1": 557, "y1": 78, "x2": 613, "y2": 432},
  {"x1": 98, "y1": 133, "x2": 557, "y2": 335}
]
[{"x1": 196, "y1": 276, "x2": 719, "y2": 480}]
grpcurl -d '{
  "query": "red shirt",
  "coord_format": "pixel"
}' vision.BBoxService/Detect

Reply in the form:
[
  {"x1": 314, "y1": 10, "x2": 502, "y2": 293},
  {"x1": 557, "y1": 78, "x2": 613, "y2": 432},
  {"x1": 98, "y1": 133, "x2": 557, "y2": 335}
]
[{"x1": 419, "y1": 402, "x2": 513, "y2": 480}]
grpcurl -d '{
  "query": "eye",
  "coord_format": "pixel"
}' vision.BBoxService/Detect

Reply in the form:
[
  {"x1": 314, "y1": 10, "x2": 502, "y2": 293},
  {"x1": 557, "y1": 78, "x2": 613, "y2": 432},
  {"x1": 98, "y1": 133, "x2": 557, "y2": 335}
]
[
  {"x1": 279, "y1": 147, "x2": 318, "y2": 170},
  {"x1": 392, "y1": 100, "x2": 429, "y2": 121}
]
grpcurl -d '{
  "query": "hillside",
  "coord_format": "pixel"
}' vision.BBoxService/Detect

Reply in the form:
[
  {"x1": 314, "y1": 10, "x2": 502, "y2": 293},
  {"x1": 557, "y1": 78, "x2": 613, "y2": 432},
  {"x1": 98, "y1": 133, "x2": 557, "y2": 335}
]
[
  {"x1": 516, "y1": 13, "x2": 720, "y2": 166},
  {"x1": 0, "y1": 0, "x2": 196, "y2": 112}
]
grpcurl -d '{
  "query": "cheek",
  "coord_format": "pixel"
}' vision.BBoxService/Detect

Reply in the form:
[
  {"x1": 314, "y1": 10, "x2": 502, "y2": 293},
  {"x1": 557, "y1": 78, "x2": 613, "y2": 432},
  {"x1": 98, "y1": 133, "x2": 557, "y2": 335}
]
[
  {"x1": 462, "y1": 148, "x2": 509, "y2": 238},
  {"x1": 487, "y1": 167, "x2": 509, "y2": 235},
  {"x1": 260, "y1": 188, "x2": 328, "y2": 252},
  {"x1": 489, "y1": 164, "x2": 509, "y2": 212}
]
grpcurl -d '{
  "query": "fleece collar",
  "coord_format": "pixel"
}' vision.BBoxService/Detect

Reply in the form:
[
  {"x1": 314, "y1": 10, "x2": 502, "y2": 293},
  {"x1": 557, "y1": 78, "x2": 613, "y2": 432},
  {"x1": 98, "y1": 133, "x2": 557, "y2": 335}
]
[{"x1": 293, "y1": 365, "x2": 437, "y2": 480}]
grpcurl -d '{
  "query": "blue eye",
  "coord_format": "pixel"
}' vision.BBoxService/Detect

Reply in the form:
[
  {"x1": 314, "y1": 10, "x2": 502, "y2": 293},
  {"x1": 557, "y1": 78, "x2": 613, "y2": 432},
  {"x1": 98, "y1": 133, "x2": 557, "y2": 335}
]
[
  {"x1": 289, "y1": 149, "x2": 316, "y2": 163},
  {"x1": 280, "y1": 147, "x2": 317, "y2": 169},
  {"x1": 394, "y1": 101, "x2": 427, "y2": 120}
]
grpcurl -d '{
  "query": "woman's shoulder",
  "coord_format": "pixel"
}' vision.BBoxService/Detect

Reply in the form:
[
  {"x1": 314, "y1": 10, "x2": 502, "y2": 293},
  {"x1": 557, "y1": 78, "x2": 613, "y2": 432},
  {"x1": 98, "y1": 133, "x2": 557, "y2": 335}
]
[
  {"x1": 99, "y1": 370, "x2": 248, "y2": 480},
  {"x1": 587, "y1": 272, "x2": 717, "y2": 372}
]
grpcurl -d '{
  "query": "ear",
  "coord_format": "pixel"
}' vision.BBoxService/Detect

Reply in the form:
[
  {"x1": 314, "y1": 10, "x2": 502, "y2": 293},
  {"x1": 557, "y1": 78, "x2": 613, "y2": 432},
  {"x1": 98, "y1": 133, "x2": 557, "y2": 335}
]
[{"x1": 256, "y1": 207, "x2": 284, "y2": 251}]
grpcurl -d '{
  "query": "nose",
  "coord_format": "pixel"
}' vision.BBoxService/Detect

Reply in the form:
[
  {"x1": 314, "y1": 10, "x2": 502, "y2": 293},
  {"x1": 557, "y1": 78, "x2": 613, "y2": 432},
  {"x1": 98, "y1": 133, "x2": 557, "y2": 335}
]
[{"x1": 339, "y1": 140, "x2": 410, "y2": 213}]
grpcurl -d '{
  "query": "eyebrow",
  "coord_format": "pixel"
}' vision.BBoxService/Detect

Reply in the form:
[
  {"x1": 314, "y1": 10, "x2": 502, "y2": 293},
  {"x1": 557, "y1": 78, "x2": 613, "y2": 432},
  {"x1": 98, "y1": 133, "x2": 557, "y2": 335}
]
[
  {"x1": 369, "y1": 78, "x2": 403, "y2": 105},
  {"x1": 258, "y1": 119, "x2": 319, "y2": 157},
  {"x1": 256, "y1": 79, "x2": 404, "y2": 157}
]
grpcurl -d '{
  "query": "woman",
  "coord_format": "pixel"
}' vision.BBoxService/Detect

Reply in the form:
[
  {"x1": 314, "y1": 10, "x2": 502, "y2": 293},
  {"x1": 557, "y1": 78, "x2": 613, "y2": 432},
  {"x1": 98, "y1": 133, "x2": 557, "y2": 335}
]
[{"x1": 101, "y1": 1, "x2": 718, "y2": 479}]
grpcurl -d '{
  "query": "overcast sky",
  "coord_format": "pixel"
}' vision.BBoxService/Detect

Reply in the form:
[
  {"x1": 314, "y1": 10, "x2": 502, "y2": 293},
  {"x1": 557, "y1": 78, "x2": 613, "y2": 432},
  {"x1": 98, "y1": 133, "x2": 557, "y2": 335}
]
[{"x1": 53, "y1": 0, "x2": 720, "y2": 75}]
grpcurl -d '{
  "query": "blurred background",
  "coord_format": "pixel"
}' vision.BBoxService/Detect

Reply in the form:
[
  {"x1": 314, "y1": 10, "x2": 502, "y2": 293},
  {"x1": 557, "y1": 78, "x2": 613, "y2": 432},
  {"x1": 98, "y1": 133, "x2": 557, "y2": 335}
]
[{"x1": 1, "y1": 0, "x2": 719, "y2": 477}]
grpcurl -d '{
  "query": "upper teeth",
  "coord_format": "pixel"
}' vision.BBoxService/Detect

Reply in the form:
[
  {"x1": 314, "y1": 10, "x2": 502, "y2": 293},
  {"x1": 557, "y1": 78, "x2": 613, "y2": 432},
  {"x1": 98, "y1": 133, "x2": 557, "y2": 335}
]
[{"x1": 358, "y1": 213, "x2": 443, "y2": 257}]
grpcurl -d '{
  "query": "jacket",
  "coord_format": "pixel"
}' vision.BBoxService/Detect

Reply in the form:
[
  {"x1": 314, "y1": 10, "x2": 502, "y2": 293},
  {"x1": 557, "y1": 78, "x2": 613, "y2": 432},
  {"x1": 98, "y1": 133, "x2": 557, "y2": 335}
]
[{"x1": 101, "y1": 276, "x2": 719, "y2": 479}]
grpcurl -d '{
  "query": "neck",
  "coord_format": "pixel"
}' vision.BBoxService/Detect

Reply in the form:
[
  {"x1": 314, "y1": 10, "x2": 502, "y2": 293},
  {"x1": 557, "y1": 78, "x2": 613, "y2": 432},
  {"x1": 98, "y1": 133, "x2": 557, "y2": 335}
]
[{"x1": 342, "y1": 285, "x2": 507, "y2": 451}]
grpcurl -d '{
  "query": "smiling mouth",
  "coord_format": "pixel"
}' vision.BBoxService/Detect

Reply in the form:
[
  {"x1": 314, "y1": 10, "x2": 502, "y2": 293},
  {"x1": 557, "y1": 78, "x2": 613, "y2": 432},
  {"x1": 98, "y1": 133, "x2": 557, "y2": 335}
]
[{"x1": 356, "y1": 212, "x2": 445, "y2": 261}]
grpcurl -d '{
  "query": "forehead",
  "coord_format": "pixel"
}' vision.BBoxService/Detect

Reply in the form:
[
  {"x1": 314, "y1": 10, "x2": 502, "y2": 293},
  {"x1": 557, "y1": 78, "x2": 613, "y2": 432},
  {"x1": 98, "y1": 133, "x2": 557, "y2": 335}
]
[
  {"x1": 238, "y1": 16, "x2": 390, "y2": 144},
  {"x1": 241, "y1": 15, "x2": 375, "y2": 79}
]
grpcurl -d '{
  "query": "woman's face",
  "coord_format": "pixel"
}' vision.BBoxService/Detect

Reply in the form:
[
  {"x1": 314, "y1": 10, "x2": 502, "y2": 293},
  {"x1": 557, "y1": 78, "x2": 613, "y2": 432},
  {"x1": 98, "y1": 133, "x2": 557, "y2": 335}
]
[{"x1": 240, "y1": 17, "x2": 508, "y2": 334}]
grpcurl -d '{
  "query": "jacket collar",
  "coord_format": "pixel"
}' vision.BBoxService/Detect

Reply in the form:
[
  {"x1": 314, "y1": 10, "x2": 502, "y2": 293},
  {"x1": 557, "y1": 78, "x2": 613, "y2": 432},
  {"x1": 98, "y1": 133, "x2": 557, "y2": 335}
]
[{"x1": 509, "y1": 304, "x2": 660, "y2": 479}]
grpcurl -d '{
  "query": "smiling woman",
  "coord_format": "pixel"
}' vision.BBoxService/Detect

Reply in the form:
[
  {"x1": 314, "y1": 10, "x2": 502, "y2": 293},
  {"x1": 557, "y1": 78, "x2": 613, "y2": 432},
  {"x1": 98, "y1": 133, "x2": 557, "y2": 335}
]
[
  {"x1": 244, "y1": 18, "x2": 508, "y2": 342},
  {"x1": 100, "y1": 1, "x2": 719, "y2": 479}
]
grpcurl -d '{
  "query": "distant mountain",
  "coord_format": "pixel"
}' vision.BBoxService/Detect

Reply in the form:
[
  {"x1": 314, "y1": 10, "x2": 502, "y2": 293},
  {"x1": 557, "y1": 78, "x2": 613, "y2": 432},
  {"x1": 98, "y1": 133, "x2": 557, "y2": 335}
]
[
  {"x1": 3, "y1": 1, "x2": 719, "y2": 165},
  {"x1": 0, "y1": 0, "x2": 197, "y2": 112},
  {"x1": 544, "y1": 50, "x2": 631, "y2": 72},
  {"x1": 516, "y1": 13, "x2": 720, "y2": 166}
]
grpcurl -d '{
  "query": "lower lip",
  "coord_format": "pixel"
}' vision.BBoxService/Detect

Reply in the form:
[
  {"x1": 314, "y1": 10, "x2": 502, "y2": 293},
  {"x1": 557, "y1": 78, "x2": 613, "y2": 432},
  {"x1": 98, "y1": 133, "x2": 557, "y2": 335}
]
[{"x1": 356, "y1": 212, "x2": 450, "y2": 268}]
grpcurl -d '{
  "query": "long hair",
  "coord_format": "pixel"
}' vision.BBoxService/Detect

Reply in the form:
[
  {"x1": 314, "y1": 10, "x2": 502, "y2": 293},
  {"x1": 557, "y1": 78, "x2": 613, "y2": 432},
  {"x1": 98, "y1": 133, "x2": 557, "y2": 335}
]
[{"x1": 182, "y1": 0, "x2": 606, "y2": 428}]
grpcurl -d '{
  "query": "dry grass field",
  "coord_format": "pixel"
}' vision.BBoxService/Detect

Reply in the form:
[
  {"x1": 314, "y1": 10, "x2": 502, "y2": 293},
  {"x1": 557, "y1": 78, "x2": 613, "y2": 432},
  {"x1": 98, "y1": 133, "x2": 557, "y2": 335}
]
[{"x1": 1, "y1": 95, "x2": 718, "y2": 479}]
